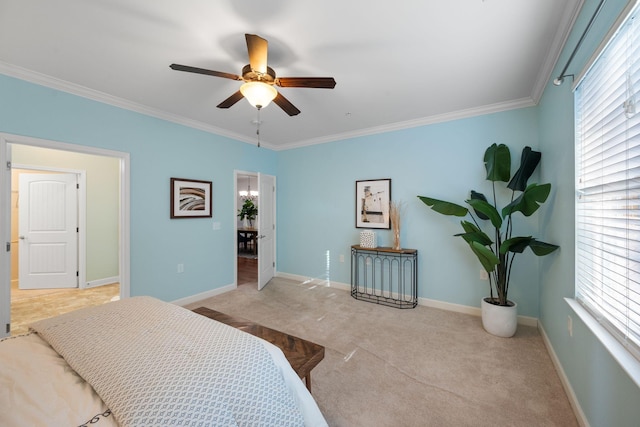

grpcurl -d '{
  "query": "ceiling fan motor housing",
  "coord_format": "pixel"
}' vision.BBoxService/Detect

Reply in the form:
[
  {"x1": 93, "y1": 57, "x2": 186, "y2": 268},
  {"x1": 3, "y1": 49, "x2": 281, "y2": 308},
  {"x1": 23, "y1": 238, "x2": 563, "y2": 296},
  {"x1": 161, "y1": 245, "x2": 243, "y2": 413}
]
[{"x1": 242, "y1": 64, "x2": 276, "y2": 85}]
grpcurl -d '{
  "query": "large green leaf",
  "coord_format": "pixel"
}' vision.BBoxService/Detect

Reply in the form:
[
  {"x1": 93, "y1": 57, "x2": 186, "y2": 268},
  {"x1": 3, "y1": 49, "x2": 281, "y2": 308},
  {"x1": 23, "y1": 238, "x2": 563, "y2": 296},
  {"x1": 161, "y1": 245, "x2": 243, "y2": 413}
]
[
  {"x1": 500, "y1": 236, "x2": 533, "y2": 254},
  {"x1": 502, "y1": 183, "x2": 551, "y2": 217},
  {"x1": 456, "y1": 221, "x2": 493, "y2": 246},
  {"x1": 484, "y1": 143, "x2": 511, "y2": 182},
  {"x1": 466, "y1": 198, "x2": 502, "y2": 229},
  {"x1": 418, "y1": 196, "x2": 468, "y2": 217},
  {"x1": 507, "y1": 146, "x2": 541, "y2": 191},
  {"x1": 469, "y1": 190, "x2": 490, "y2": 220},
  {"x1": 500, "y1": 236, "x2": 559, "y2": 256},
  {"x1": 469, "y1": 241, "x2": 500, "y2": 272},
  {"x1": 529, "y1": 239, "x2": 560, "y2": 256}
]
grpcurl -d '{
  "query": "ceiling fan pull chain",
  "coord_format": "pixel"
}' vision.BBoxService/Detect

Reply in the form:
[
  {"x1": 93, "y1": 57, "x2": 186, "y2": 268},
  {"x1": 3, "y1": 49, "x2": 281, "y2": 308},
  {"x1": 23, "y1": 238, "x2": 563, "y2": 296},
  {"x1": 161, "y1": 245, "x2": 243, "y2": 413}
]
[{"x1": 256, "y1": 107, "x2": 261, "y2": 148}]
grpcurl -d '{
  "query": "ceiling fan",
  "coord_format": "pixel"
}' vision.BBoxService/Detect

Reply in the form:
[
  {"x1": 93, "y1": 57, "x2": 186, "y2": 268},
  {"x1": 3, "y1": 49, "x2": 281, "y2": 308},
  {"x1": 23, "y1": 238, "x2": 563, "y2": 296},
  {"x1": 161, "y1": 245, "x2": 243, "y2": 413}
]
[{"x1": 170, "y1": 34, "x2": 336, "y2": 116}]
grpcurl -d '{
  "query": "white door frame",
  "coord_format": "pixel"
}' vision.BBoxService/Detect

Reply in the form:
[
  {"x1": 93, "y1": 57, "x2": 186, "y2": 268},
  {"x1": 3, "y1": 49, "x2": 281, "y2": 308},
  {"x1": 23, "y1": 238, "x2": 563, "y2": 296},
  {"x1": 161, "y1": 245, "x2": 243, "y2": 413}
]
[
  {"x1": 0, "y1": 133, "x2": 130, "y2": 337},
  {"x1": 14, "y1": 165, "x2": 87, "y2": 289}
]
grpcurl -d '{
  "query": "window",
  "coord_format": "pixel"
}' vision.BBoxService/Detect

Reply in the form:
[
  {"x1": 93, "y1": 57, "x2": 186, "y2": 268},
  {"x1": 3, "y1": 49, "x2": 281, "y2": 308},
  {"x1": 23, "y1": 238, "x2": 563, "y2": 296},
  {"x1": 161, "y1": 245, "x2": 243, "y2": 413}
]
[{"x1": 575, "y1": 1, "x2": 640, "y2": 361}]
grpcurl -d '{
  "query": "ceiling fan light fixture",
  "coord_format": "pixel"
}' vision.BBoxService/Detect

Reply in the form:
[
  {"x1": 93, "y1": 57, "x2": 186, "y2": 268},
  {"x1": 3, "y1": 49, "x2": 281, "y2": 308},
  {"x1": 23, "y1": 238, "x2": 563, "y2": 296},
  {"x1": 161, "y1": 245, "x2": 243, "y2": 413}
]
[{"x1": 240, "y1": 81, "x2": 277, "y2": 109}]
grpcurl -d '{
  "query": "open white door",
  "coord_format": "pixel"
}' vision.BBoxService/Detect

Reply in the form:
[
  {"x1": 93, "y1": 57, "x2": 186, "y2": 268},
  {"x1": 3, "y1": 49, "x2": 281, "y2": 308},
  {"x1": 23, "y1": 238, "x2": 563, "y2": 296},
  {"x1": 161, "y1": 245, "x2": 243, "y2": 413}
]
[
  {"x1": 19, "y1": 173, "x2": 78, "y2": 289},
  {"x1": 257, "y1": 173, "x2": 275, "y2": 290}
]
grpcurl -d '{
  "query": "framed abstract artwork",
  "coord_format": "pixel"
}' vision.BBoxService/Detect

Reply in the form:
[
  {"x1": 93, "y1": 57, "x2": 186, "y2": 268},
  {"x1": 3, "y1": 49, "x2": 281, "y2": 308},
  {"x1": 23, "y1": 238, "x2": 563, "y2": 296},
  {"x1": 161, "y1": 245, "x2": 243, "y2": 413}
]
[
  {"x1": 355, "y1": 178, "x2": 391, "y2": 229},
  {"x1": 170, "y1": 178, "x2": 212, "y2": 218}
]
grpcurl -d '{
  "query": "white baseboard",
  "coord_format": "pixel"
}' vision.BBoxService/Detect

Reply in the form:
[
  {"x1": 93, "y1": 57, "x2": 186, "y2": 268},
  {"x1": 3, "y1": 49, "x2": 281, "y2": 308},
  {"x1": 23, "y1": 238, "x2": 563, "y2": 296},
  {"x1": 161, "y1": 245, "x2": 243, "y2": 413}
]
[
  {"x1": 276, "y1": 271, "x2": 537, "y2": 326},
  {"x1": 85, "y1": 276, "x2": 119, "y2": 289},
  {"x1": 418, "y1": 296, "x2": 538, "y2": 327},
  {"x1": 538, "y1": 322, "x2": 589, "y2": 427},
  {"x1": 275, "y1": 271, "x2": 351, "y2": 291},
  {"x1": 173, "y1": 283, "x2": 236, "y2": 306}
]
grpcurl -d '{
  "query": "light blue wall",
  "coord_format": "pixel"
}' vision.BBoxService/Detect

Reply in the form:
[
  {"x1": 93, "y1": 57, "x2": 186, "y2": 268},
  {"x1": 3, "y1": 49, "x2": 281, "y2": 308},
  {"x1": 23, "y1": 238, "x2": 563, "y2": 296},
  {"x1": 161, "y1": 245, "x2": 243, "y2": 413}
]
[
  {"x1": 0, "y1": 74, "x2": 276, "y2": 301},
  {"x1": 538, "y1": 0, "x2": 640, "y2": 426},
  {"x1": 277, "y1": 108, "x2": 545, "y2": 317}
]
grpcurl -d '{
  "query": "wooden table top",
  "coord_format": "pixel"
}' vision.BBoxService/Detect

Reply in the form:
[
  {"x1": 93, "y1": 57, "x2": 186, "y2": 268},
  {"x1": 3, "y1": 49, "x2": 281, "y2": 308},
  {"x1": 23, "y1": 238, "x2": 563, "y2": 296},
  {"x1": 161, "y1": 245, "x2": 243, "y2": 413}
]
[{"x1": 192, "y1": 307, "x2": 325, "y2": 382}]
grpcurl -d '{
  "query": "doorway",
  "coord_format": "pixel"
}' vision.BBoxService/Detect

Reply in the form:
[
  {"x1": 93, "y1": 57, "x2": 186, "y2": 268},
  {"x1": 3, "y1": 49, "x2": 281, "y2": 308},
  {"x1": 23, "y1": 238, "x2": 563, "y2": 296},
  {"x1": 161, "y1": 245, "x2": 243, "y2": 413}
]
[
  {"x1": 0, "y1": 134, "x2": 130, "y2": 338},
  {"x1": 235, "y1": 171, "x2": 276, "y2": 290},
  {"x1": 236, "y1": 172, "x2": 258, "y2": 287}
]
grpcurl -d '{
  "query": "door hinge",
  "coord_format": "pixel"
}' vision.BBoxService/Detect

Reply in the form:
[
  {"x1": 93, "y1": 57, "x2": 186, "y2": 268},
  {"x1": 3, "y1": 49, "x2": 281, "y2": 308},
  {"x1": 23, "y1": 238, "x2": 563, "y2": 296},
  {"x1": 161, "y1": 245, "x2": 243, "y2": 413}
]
[
  {"x1": 6, "y1": 323, "x2": 10, "y2": 334},
  {"x1": 76, "y1": 183, "x2": 80, "y2": 189},
  {"x1": 273, "y1": 262, "x2": 275, "y2": 267},
  {"x1": 76, "y1": 271, "x2": 79, "y2": 277},
  {"x1": 5, "y1": 161, "x2": 11, "y2": 170},
  {"x1": 5, "y1": 242, "x2": 10, "y2": 252},
  {"x1": 76, "y1": 227, "x2": 79, "y2": 233}
]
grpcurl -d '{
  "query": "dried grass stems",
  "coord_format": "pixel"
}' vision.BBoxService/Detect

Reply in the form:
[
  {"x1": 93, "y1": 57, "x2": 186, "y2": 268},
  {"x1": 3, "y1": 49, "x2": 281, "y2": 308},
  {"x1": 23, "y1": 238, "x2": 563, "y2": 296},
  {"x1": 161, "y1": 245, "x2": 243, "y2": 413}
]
[{"x1": 389, "y1": 201, "x2": 404, "y2": 250}]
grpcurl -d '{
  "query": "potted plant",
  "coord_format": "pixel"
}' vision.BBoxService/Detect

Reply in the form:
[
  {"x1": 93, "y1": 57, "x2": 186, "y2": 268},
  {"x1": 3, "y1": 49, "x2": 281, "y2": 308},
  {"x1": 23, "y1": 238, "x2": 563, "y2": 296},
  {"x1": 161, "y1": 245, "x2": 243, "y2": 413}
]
[
  {"x1": 417, "y1": 143, "x2": 559, "y2": 337},
  {"x1": 238, "y1": 199, "x2": 258, "y2": 228}
]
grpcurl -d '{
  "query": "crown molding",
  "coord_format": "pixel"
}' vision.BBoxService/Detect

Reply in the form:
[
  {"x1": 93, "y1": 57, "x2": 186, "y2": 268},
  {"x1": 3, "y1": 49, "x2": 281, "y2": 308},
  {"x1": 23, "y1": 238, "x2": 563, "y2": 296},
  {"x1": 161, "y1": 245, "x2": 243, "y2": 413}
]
[
  {"x1": 0, "y1": 61, "x2": 535, "y2": 152},
  {"x1": 0, "y1": 61, "x2": 279, "y2": 148},
  {"x1": 531, "y1": 0, "x2": 584, "y2": 103},
  {"x1": 275, "y1": 97, "x2": 537, "y2": 151}
]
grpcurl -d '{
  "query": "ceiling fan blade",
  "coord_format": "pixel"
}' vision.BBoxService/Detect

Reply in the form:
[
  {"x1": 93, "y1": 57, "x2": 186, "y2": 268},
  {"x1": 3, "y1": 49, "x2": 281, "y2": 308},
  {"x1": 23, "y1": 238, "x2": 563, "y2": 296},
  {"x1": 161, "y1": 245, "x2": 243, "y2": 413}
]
[
  {"x1": 245, "y1": 34, "x2": 268, "y2": 74},
  {"x1": 216, "y1": 90, "x2": 244, "y2": 109},
  {"x1": 276, "y1": 77, "x2": 336, "y2": 89},
  {"x1": 273, "y1": 92, "x2": 301, "y2": 116},
  {"x1": 170, "y1": 64, "x2": 241, "y2": 81}
]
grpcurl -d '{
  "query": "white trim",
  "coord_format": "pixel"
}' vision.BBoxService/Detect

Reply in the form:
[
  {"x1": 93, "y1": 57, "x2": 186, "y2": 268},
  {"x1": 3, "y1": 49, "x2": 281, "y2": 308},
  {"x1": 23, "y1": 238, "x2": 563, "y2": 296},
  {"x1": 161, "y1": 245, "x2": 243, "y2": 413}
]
[
  {"x1": 417, "y1": 296, "x2": 538, "y2": 327},
  {"x1": 533, "y1": 0, "x2": 584, "y2": 103},
  {"x1": 275, "y1": 97, "x2": 537, "y2": 151},
  {"x1": 565, "y1": 298, "x2": 640, "y2": 388},
  {"x1": 0, "y1": 62, "x2": 261, "y2": 148},
  {"x1": 538, "y1": 320, "x2": 590, "y2": 427},
  {"x1": 85, "y1": 276, "x2": 119, "y2": 289},
  {"x1": 1, "y1": 138, "x2": 11, "y2": 336},
  {"x1": 276, "y1": 271, "x2": 351, "y2": 291},
  {"x1": 0, "y1": 62, "x2": 539, "y2": 152},
  {"x1": 276, "y1": 271, "x2": 538, "y2": 326},
  {"x1": 172, "y1": 283, "x2": 236, "y2": 307}
]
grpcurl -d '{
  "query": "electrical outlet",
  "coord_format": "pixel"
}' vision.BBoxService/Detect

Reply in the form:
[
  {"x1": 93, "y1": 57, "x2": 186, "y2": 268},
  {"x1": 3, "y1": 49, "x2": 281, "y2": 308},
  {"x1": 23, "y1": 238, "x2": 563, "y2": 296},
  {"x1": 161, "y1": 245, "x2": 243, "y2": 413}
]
[
  {"x1": 339, "y1": 254, "x2": 345, "y2": 263},
  {"x1": 567, "y1": 315, "x2": 573, "y2": 337},
  {"x1": 177, "y1": 263, "x2": 184, "y2": 274},
  {"x1": 480, "y1": 269, "x2": 489, "y2": 280}
]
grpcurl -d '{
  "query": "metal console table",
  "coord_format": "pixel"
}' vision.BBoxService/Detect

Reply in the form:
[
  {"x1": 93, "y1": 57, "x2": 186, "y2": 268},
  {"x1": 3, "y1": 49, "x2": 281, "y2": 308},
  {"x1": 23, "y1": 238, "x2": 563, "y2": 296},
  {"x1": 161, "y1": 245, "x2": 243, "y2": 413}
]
[{"x1": 351, "y1": 245, "x2": 418, "y2": 309}]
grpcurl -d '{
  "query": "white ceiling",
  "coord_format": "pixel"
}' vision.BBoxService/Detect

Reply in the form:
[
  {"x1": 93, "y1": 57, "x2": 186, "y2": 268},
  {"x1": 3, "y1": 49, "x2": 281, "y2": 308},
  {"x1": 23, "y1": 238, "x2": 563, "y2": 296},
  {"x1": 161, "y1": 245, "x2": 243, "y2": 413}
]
[{"x1": 0, "y1": 0, "x2": 582, "y2": 150}]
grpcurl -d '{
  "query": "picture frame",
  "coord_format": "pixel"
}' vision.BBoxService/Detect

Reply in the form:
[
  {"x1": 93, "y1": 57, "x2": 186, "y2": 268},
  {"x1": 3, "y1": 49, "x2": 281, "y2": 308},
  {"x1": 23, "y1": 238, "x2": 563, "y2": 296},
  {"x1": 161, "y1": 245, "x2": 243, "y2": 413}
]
[
  {"x1": 355, "y1": 178, "x2": 391, "y2": 229},
  {"x1": 170, "y1": 178, "x2": 212, "y2": 219}
]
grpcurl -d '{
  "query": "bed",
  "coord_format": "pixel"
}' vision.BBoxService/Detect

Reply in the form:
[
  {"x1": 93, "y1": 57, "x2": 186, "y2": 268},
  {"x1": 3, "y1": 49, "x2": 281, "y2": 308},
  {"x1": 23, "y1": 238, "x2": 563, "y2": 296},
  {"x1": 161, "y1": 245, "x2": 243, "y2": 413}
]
[{"x1": 0, "y1": 296, "x2": 328, "y2": 427}]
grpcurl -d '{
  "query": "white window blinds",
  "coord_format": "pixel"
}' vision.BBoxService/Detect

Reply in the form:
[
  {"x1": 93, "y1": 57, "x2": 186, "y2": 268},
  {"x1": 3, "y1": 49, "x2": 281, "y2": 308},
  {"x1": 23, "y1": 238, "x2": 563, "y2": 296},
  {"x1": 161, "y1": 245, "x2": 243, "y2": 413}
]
[{"x1": 575, "y1": 2, "x2": 640, "y2": 361}]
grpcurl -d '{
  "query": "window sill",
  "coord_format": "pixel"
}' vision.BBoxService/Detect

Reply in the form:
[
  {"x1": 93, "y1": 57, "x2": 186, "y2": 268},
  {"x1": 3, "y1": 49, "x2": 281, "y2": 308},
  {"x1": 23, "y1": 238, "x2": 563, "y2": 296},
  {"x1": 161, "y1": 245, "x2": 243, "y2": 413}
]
[{"x1": 565, "y1": 298, "x2": 640, "y2": 388}]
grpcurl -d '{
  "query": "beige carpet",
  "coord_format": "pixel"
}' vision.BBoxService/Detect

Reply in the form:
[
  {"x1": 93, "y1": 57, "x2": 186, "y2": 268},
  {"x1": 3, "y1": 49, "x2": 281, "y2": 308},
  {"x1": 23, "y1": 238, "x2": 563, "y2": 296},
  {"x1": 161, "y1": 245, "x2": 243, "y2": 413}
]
[{"x1": 185, "y1": 277, "x2": 577, "y2": 427}]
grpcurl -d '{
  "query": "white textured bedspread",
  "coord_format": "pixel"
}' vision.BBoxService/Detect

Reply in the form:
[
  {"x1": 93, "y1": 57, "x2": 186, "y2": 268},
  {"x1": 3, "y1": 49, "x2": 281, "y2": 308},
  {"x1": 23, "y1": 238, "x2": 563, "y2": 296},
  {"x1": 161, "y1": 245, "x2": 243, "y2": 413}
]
[{"x1": 30, "y1": 296, "x2": 307, "y2": 427}]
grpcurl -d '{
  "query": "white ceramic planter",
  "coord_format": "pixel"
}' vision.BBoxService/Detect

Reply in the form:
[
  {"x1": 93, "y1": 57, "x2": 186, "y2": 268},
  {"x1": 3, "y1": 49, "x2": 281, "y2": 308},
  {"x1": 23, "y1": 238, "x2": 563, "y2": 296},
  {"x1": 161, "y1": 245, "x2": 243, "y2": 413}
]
[{"x1": 481, "y1": 297, "x2": 518, "y2": 337}]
